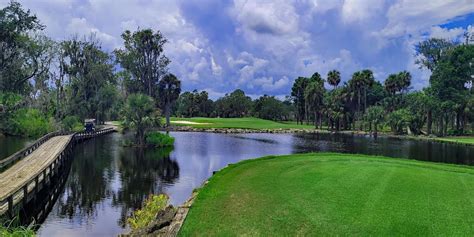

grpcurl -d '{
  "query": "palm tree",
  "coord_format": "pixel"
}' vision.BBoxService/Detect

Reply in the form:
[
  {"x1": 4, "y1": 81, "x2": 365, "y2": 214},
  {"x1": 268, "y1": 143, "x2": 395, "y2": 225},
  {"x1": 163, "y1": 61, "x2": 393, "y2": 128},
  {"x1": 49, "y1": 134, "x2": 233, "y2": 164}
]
[
  {"x1": 158, "y1": 73, "x2": 181, "y2": 127},
  {"x1": 327, "y1": 70, "x2": 341, "y2": 90},
  {"x1": 360, "y1": 69, "x2": 375, "y2": 112},
  {"x1": 397, "y1": 71, "x2": 412, "y2": 94},
  {"x1": 304, "y1": 80, "x2": 324, "y2": 128}
]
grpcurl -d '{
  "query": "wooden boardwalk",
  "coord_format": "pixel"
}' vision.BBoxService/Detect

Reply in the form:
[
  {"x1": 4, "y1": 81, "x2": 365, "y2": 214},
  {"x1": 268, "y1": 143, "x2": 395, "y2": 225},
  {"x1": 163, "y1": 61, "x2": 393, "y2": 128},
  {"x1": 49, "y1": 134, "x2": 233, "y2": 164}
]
[{"x1": 0, "y1": 127, "x2": 116, "y2": 216}]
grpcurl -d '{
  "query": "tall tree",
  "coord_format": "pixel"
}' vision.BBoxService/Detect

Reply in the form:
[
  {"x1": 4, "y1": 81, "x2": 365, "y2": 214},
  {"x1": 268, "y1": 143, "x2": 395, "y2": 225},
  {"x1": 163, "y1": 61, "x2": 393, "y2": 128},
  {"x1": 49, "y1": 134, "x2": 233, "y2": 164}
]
[
  {"x1": 415, "y1": 38, "x2": 454, "y2": 71},
  {"x1": 60, "y1": 36, "x2": 115, "y2": 122},
  {"x1": 158, "y1": 73, "x2": 181, "y2": 127},
  {"x1": 115, "y1": 29, "x2": 170, "y2": 97},
  {"x1": 291, "y1": 77, "x2": 310, "y2": 124},
  {"x1": 304, "y1": 79, "x2": 324, "y2": 128},
  {"x1": 327, "y1": 70, "x2": 341, "y2": 90},
  {"x1": 0, "y1": 1, "x2": 53, "y2": 94}
]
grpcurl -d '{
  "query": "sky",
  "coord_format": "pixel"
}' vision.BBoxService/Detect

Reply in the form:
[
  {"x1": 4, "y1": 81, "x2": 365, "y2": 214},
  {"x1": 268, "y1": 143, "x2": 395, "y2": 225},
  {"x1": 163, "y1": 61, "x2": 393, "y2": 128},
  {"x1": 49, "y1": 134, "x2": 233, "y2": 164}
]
[{"x1": 1, "y1": 0, "x2": 473, "y2": 99}]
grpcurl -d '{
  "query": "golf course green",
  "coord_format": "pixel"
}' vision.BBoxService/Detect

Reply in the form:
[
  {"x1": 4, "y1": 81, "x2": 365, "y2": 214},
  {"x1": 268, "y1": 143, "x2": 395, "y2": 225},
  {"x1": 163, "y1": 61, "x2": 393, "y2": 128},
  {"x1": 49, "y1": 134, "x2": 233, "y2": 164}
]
[
  {"x1": 180, "y1": 153, "x2": 474, "y2": 236},
  {"x1": 170, "y1": 117, "x2": 315, "y2": 130}
]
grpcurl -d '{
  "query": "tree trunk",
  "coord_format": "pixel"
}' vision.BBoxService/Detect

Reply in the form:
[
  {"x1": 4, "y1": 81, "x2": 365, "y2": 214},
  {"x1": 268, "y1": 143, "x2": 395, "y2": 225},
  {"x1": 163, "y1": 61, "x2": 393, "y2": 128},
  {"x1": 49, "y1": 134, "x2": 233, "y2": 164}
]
[
  {"x1": 165, "y1": 103, "x2": 171, "y2": 127},
  {"x1": 427, "y1": 110, "x2": 432, "y2": 135}
]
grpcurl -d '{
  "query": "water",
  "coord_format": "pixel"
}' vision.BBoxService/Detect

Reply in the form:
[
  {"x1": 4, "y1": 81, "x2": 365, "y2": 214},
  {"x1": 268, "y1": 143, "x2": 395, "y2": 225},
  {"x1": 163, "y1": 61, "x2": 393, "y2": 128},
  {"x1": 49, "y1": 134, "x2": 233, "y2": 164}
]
[
  {"x1": 1, "y1": 132, "x2": 473, "y2": 236},
  {"x1": 0, "y1": 135, "x2": 32, "y2": 160}
]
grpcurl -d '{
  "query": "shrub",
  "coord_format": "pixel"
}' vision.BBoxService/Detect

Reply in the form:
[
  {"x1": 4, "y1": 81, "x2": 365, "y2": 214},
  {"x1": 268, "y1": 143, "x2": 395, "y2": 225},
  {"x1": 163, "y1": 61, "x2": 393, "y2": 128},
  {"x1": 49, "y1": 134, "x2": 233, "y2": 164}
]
[
  {"x1": 127, "y1": 194, "x2": 169, "y2": 230},
  {"x1": 145, "y1": 132, "x2": 175, "y2": 147},
  {"x1": 10, "y1": 108, "x2": 52, "y2": 137},
  {"x1": 62, "y1": 115, "x2": 83, "y2": 132},
  {"x1": 0, "y1": 218, "x2": 35, "y2": 237}
]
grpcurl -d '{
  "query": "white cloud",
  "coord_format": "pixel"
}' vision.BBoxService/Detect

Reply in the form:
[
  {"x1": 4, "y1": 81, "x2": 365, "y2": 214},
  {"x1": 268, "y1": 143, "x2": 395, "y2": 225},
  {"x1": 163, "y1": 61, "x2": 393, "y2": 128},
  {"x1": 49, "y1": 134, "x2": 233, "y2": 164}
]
[
  {"x1": 381, "y1": 0, "x2": 474, "y2": 38},
  {"x1": 66, "y1": 18, "x2": 117, "y2": 47},
  {"x1": 342, "y1": 0, "x2": 386, "y2": 23},
  {"x1": 430, "y1": 26, "x2": 466, "y2": 41}
]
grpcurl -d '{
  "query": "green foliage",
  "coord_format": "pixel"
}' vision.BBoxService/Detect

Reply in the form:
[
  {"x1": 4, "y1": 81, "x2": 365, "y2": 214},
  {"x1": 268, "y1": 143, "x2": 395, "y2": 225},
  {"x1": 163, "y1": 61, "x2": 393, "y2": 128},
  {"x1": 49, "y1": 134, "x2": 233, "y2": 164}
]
[
  {"x1": 387, "y1": 109, "x2": 412, "y2": 134},
  {"x1": 60, "y1": 37, "x2": 116, "y2": 122},
  {"x1": 175, "y1": 90, "x2": 214, "y2": 117},
  {"x1": 127, "y1": 194, "x2": 169, "y2": 230},
  {"x1": 61, "y1": 115, "x2": 83, "y2": 132},
  {"x1": 158, "y1": 73, "x2": 181, "y2": 126},
  {"x1": 115, "y1": 29, "x2": 170, "y2": 97},
  {"x1": 214, "y1": 89, "x2": 253, "y2": 118},
  {"x1": 0, "y1": 225, "x2": 35, "y2": 237},
  {"x1": 9, "y1": 108, "x2": 52, "y2": 137},
  {"x1": 122, "y1": 93, "x2": 160, "y2": 145},
  {"x1": 253, "y1": 95, "x2": 289, "y2": 121},
  {"x1": 145, "y1": 132, "x2": 175, "y2": 147},
  {"x1": 0, "y1": 1, "x2": 51, "y2": 95}
]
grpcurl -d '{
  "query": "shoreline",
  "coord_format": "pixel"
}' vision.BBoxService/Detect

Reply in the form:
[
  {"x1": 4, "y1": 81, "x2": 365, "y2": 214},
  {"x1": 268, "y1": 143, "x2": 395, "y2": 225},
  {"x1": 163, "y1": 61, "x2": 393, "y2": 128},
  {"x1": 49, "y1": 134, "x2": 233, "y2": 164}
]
[{"x1": 162, "y1": 126, "x2": 474, "y2": 146}]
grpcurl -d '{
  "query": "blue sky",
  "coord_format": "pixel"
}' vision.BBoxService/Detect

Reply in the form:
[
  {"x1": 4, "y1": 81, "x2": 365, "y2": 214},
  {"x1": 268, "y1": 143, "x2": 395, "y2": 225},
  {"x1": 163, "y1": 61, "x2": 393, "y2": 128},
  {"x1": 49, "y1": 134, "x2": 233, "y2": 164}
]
[{"x1": 2, "y1": 0, "x2": 473, "y2": 99}]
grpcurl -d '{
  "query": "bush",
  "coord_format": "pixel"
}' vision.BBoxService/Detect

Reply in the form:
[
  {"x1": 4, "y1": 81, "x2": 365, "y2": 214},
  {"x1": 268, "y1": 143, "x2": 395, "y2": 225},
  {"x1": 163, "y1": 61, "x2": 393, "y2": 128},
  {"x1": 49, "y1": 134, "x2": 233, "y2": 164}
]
[
  {"x1": 127, "y1": 194, "x2": 169, "y2": 230},
  {"x1": 62, "y1": 115, "x2": 83, "y2": 132},
  {"x1": 145, "y1": 132, "x2": 175, "y2": 147},
  {"x1": 0, "y1": 218, "x2": 35, "y2": 237},
  {"x1": 10, "y1": 108, "x2": 52, "y2": 137}
]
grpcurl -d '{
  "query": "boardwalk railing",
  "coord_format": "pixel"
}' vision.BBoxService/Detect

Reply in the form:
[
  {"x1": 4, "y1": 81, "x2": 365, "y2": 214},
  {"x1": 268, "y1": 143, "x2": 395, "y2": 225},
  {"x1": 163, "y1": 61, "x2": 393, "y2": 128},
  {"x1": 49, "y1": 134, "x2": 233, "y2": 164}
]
[
  {"x1": 0, "y1": 131, "x2": 72, "y2": 170},
  {"x1": 0, "y1": 127, "x2": 116, "y2": 217}
]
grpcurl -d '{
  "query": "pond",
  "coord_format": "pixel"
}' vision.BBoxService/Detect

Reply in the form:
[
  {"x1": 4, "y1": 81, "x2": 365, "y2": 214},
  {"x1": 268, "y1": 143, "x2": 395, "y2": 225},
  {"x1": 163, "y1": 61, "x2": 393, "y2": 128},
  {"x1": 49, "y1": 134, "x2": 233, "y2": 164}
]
[
  {"x1": 0, "y1": 135, "x2": 32, "y2": 160},
  {"x1": 2, "y1": 132, "x2": 473, "y2": 236}
]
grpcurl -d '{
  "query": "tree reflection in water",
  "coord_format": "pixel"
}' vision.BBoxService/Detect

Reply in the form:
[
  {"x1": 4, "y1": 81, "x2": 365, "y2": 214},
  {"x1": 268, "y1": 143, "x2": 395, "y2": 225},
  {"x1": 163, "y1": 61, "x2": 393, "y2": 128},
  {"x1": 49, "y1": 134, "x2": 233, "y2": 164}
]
[
  {"x1": 51, "y1": 136, "x2": 179, "y2": 229},
  {"x1": 114, "y1": 146, "x2": 179, "y2": 227}
]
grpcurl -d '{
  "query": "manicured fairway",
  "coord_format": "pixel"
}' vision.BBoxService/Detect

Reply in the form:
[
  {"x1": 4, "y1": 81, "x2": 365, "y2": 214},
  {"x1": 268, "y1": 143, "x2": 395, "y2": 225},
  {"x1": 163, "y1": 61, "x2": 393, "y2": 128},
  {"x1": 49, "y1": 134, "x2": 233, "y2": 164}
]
[
  {"x1": 180, "y1": 153, "x2": 474, "y2": 236},
  {"x1": 171, "y1": 117, "x2": 315, "y2": 130}
]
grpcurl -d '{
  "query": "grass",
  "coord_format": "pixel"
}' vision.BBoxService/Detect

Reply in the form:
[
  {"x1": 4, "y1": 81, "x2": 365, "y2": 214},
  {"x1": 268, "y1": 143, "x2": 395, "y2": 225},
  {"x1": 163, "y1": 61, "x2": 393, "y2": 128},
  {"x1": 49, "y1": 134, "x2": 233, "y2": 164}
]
[
  {"x1": 171, "y1": 117, "x2": 315, "y2": 130},
  {"x1": 0, "y1": 224, "x2": 35, "y2": 237},
  {"x1": 128, "y1": 194, "x2": 169, "y2": 230},
  {"x1": 180, "y1": 153, "x2": 474, "y2": 236},
  {"x1": 436, "y1": 136, "x2": 474, "y2": 145}
]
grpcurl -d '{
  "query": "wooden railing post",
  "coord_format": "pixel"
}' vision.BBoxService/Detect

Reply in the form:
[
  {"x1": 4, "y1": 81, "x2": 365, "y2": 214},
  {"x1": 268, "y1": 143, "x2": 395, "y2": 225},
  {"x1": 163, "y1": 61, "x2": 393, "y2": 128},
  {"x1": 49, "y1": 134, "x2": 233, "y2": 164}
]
[{"x1": 7, "y1": 196, "x2": 13, "y2": 218}]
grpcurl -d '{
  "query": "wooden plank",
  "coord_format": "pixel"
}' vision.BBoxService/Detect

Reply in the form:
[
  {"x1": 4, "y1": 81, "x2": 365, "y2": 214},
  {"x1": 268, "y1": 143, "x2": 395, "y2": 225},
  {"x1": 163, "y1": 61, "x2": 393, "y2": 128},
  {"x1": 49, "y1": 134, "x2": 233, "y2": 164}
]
[{"x1": 0, "y1": 135, "x2": 73, "y2": 201}]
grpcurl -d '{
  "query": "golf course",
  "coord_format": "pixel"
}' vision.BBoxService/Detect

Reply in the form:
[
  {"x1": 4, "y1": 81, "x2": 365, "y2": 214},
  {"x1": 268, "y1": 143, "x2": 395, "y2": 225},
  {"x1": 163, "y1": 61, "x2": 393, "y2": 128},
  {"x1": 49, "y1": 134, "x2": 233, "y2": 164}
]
[{"x1": 180, "y1": 153, "x2": 474, "y2": 236}]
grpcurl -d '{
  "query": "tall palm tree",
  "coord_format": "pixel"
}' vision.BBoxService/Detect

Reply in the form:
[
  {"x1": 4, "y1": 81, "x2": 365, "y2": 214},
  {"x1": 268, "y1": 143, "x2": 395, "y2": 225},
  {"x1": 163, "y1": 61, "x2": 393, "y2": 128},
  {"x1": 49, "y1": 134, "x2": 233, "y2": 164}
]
[
  {"x1": 360, "y1": 69, "x2": 375, "y2": 112},
  {"x1": 304, "y1": 80, "x2": 324, "y2": 128},
  {"x1": 158, "y1": 73, "x2": 181, "y2": 127},
  {"x1": 327, "y1": 70, "x2": 341, "y2": 90}
]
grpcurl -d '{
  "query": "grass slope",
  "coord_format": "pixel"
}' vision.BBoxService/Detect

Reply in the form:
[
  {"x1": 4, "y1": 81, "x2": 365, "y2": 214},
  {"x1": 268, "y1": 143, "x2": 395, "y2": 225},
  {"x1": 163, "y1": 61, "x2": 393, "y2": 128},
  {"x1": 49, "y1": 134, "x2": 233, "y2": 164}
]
[
  {"x1": 171, "y1": 117, "x2": 314, "y2": 130},
  {"x1": 437, "y1": 137, "x2": 474, "y2": 145},
  {"x1": 180, "y1": 153, "x2": 474, "y2": 236}
]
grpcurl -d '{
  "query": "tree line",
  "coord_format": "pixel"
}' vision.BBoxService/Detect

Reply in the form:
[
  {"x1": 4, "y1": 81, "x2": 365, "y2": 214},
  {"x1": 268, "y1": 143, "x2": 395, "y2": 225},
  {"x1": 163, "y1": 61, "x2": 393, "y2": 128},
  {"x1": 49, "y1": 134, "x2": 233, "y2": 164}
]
[
  {"x1": 0, "y1": 1, "x2": 181, "y2": 145},
  {"x1": 173, "y1": 37, "x2": 474, "y2": 136},
  {"x1": 1, "y1": 1, "x2": 472, "y2": 140}
]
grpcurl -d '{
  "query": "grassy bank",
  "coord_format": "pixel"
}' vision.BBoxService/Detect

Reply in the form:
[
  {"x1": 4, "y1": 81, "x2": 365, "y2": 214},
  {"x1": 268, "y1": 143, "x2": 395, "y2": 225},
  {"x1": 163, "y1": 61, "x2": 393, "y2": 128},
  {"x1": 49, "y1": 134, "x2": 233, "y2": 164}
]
[
  {"x1": 170, "y1": 117, "x2": 315, "y2": 130},
  {"x1": 180, "y1": 153, "x2": 474, "y2": 236},
  {"x1": 436, "y1": 136, "x2": 474, "y2": 145}
]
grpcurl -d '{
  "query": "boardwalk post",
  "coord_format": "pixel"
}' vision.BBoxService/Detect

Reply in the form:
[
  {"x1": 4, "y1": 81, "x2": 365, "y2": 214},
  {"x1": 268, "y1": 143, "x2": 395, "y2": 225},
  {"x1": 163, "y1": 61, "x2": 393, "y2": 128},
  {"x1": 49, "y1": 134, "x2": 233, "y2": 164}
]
[
  {"x1": 23, "y1": 185, "x2": 28, "y2": 205},
  {"x1": 7, "y1": 196, "x2": 13, "y2": 218}
]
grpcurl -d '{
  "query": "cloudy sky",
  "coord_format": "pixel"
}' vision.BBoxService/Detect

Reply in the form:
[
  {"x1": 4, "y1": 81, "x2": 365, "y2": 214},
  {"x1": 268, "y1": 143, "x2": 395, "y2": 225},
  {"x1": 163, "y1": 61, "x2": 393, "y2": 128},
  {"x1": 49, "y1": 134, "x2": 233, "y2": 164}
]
[{"x1": 2, "y1": 0, "x2": 473, "y2": 99}]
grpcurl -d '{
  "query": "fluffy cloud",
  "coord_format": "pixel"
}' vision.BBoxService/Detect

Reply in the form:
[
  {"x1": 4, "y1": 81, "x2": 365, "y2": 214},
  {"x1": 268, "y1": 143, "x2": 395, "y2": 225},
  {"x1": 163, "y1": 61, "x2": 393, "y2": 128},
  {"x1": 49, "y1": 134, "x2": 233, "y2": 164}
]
[{"x1": 1, "y1": 0, "x2": 473, "y2": 97}]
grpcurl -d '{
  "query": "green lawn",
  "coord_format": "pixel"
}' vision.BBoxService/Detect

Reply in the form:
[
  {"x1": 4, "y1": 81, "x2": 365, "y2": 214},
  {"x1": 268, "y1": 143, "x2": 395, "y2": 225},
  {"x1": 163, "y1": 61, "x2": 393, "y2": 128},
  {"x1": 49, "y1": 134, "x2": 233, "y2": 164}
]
[
  {"x1": 437, "y1": 136, "x2": 474, "y2": 145},
  {"x1": 180, "y1": 153, "x2": 474, "y2": 236},
  {"x1": 170, "y1": 117, "x2": 315, "y2": 130}
]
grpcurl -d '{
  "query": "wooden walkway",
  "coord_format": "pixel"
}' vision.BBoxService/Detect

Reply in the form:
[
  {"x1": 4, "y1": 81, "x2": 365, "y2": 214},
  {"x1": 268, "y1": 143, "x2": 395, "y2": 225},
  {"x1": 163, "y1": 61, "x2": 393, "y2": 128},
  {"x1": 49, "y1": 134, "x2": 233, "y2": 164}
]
[{"x1": 0, "y1": 127, "x2": 116, "y2": 216}]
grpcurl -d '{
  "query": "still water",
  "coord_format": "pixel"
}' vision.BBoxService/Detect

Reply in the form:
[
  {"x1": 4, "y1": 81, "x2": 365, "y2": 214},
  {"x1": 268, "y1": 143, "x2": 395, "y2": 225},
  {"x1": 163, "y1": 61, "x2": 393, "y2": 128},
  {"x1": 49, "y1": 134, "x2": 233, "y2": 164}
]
[
  {"x1": 0, "y1": 135, "x2": 32, "y2": 160},
  {"x1": 5, "y1": 132, "x2": 473, "y2": 236}
]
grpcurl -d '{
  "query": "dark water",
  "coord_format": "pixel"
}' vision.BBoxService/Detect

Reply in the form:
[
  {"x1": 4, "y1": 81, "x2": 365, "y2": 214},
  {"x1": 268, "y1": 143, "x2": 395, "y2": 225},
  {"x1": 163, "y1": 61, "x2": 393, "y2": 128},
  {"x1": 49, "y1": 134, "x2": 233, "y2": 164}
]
[
  {"x1": 3, "y1": 132, "x2": 472, "y2": 236},
  {"x1": 0, "y1": 135, "x2": 32, "y2": 160}
]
